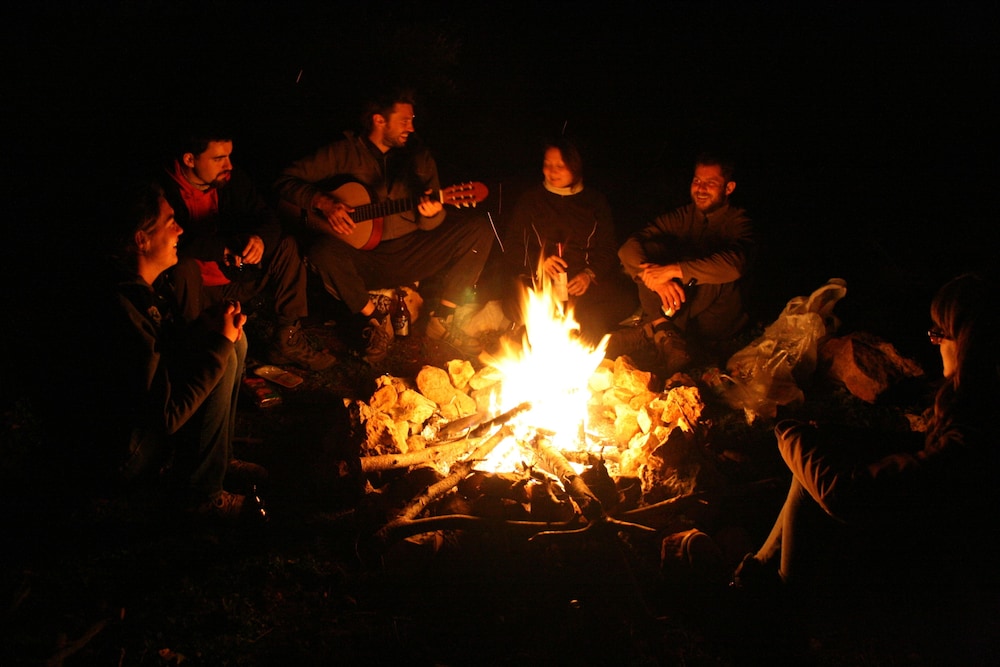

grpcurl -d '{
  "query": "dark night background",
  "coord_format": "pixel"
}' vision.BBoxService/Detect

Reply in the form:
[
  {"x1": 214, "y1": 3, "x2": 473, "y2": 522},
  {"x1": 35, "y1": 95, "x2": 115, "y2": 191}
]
[
  {"x1": 0, "y1": 2, "x2": 994, "y2": 423},
  {"x1": 4, "y1": 1, "x2": 998, "y2": 379}
]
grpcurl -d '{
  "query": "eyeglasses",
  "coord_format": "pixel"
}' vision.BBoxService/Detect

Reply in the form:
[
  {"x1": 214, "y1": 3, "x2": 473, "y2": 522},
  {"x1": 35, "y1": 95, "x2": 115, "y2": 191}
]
[{"x1": 927, "y1": 328, "x2": 951, "y2": 345}]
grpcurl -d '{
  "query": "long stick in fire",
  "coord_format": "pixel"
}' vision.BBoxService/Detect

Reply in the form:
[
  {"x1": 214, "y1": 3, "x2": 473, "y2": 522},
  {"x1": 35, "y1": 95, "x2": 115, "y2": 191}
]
[
  {"x1": 527, "y1": 434, "x2": 656, "y2": 539},
  {"x1": 373, "y1": 424, "x2": 515, "y2": 547},
  {"x1": 528, "y1": 433, "x2": 605, "y2": 522},
  {"x1": 359, "y1": 402, "x2": 532, "y2": 473}
]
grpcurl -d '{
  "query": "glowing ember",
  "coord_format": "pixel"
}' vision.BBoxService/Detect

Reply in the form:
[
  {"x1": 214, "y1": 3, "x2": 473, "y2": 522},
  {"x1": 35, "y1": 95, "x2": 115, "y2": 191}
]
[{"x1": 477, "y1": 274, "x2": 609, "y2": 472}]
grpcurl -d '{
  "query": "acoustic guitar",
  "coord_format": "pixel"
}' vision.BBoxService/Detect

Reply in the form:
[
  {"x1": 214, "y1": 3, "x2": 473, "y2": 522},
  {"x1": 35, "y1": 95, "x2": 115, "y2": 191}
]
[{"x1": 280, "y1": 180, "x2": 489, "y2": 250}]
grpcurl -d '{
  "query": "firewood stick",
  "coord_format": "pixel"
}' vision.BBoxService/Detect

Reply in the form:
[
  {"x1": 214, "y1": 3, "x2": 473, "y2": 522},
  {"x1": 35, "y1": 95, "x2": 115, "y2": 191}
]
[
  {"x1": 374, "y1": 514, "x2": 584, "y2": 544},
  {"x1": 360, "y1": 439, "x2": 474, "y2": 473},
  {"x1": 359, "y1": 402, "x2": 532, "y2": 473},
  {"x1": 373, "y1": 425, "x2": 514, "y2": 545},
  {"x1": 459, "y1": 401, "x2": 531, "y2": 440},
  {"x1": 529, "y1": 515, "x2": 656, "y2": 542},
  {"x1": 528, "y1": 434, "x2": 605, "y2": 522},
  {"x1": 618, "y1": 477, "x2": 784, "y2": 529},
  {"x1": 44, "y1": 617, "x2": 109, "y2": 666}
]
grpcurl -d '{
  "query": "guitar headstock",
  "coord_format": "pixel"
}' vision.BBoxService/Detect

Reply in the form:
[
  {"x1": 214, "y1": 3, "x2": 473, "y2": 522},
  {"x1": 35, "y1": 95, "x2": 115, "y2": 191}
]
[{"x1": 441, "y1": 182, "x2": 489, "y2": 208}]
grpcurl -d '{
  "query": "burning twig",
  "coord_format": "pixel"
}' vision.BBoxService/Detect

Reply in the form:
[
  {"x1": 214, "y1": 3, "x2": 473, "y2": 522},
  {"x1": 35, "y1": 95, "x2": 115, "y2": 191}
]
[
  {"x1": 525, "y1": 434, "x2": 656, "y2": 540},
  {"x1": 527, "y1": 433, "x2": 604, "y2": 521},
  {"x1": 372, "y1": 425, "x2": 514, "y2": 549},
  {"x1": 358, "y1": 402, "x2": 532, "y2": 473}
]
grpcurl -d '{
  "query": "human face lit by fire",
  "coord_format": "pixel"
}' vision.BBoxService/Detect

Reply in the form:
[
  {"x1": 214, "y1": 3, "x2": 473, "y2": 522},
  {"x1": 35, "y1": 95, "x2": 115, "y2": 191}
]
[
  {"x1": 939, "y1": 337, "x2": 957, "y2": 378},
  {"x1": 140, "y1": 197, "x2": 184, "y2": 276},
  {"x1": 376, "y1": 103, "x2": 415, "y2": 151},
  {"x1": 183, "y1": 140, "x2": 234, "y2": 190},
  {"x1": 928, "y1": 321, "x2": 957, "y2": 379},
  {"x1": 543, "y1": 147, "x2": 575, "y2": 189},
  {"x1": 690, "y1": 163, "x2": 735, "y2": 214}
]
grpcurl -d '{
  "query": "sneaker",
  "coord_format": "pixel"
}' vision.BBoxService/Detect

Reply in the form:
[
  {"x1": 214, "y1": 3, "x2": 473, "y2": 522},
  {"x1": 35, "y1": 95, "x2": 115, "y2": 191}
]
[
  {"x1": 425, "y1": 314, "x2": 482, "y2": 357},
  {"x1": 361, "y1": 317, "x2": 393, "y2": 364},
  {"x1": 269, "y1": 323, "x2": 336, "y2": 371},
  {"x1": 225, "y1": 459, "x2": 269, "y2": 495},
  {"x1": 661, "y1": 528, "x2": 728, "y2": 587},
  {"x1": 190, "y1": 490, "x2": 246, "y2": 521}
]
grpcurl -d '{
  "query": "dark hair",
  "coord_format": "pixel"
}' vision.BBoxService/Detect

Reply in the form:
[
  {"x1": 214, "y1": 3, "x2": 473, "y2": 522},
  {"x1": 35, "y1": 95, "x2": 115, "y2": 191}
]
[
  {"x1": 694, "y1": 152, "x2": 736, "y2": 182},
  {"x1": 361, "y1": 88, "x2": 416, "y2": 134},
  {"x1": 542, "y1": 137, "x2": 584, "y2": 185},
  {"x1": 115, "y1": 182, "x2": 166, "y2": 257},
  {"x1": 928, "y1": 272, "x2": 1000, "y2": 441},
  {"x1": 176, "y1": 124, "x2": 234, "y2": 158}
]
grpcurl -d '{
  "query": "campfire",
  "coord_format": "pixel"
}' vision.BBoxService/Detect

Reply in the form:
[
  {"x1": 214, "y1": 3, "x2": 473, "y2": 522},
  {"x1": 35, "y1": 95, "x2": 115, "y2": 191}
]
[{"x1": 346, "y1": 275, "x2": 712, "y2": 552}]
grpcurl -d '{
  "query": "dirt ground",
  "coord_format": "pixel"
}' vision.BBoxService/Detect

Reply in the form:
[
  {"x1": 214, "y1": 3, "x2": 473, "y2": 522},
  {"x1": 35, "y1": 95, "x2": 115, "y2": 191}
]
[{"x1": 5, "y1": 285, "x2": 999, "y2": 666}]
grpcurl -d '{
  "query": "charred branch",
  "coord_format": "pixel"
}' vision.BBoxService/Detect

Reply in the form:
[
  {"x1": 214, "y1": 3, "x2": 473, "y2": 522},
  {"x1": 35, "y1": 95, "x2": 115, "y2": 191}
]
[{"x1": 372, "y1": 425, "x2": 514, "y2": 549}]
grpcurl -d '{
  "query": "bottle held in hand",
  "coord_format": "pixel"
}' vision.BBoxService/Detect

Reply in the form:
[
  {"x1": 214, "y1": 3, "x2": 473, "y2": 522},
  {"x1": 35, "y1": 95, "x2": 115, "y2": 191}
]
[
  {"x1": 553, "y1": 270, "x2": 569, "y2": 305},
  {"x1": 391, "y1": 289, "x2": 410, "y2": 337},
  {"x1": 662, "y1": 278, "x2": 698, "y2": 319}
]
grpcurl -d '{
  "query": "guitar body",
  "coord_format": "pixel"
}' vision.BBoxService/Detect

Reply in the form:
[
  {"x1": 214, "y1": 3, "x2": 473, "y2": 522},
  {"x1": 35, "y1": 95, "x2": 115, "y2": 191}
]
[
  {"x1": 279, "y1": 179, "x2": 490, "y2": 251},
  {"x1": 323, "y1": 181, "x2": 385, "y2": 250}
]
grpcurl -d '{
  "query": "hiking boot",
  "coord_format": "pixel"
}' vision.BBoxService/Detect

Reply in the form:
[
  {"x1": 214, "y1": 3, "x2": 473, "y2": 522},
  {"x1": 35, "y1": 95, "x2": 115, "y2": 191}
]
[
  {"x1": 269, "y1": 323, "x2": 336, "y2": 371},
  {"x1": 190, "y1": 490, "x2": 246, "y2": 521},
  {"x1": 649, "y1": 324, "x2": 691, "y2": 376},
  {"x1": 604, "y1": 322, "x2": 655, "y2": 360},
  {"x1": 661, "y1": 528, "x2": 729, "y2": 589},
  {"x1": 425, "y1": 314, "x2": 482, "y2": 357},
  {"x1": 225, "y1": 459, "x2": 269, "y2": 495},
  {"x1": 361, "y1": 317, "x2": 393, "y2": 364}
]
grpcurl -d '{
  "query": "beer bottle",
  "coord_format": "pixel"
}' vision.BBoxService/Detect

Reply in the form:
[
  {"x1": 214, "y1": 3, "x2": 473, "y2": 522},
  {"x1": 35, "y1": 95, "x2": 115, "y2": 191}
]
[
  {"x1": 391, "y1": 289, "x2": 410, "y2": 337},
  {"x1": 661, "y1": 278, "x2": 698, "y2": 319}
]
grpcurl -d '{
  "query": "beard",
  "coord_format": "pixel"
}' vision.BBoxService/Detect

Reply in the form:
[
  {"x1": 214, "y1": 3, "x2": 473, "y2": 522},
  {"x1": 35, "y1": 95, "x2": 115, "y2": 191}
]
[{"x1": 208, "y1": 171, "x2": 233, "y2": 189}]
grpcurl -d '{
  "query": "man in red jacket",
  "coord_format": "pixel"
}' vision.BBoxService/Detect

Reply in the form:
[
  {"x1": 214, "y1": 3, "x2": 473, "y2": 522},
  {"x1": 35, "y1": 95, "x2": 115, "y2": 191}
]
[{"x1": 160, "y1": 130, "x2": 335, "y2": 371}]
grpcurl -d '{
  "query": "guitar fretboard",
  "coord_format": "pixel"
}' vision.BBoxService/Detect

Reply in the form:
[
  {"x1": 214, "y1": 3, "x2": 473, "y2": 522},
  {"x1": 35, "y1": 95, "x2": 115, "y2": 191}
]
[{"x1": 351, "y1": 196, "x2": 422, "y2": 222}]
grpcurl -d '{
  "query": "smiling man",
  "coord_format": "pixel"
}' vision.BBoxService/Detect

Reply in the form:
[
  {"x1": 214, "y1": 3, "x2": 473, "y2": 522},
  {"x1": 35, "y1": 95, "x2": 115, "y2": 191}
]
[
  {"x1": 160, "y1": 129, "x2": 335, "y2": 371},
  {"x1": 609, "y1": 153, "x2": 755, "y2": 375}
]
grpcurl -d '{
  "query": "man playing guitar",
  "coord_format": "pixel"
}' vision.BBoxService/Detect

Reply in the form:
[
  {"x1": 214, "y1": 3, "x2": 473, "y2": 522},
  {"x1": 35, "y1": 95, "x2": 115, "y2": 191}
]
[{"x1": 275, "y1": 88, "x2": 493, "y2": 362}]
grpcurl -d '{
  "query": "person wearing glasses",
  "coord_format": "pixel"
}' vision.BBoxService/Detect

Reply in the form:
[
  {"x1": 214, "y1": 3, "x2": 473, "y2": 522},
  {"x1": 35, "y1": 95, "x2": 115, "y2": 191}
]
[
  {"x1": 732, "y1": 272, "x2": 1000, "y2": 610},
  {"x1": 609, "y1": 152, "x2": 754, "y2": 376}
]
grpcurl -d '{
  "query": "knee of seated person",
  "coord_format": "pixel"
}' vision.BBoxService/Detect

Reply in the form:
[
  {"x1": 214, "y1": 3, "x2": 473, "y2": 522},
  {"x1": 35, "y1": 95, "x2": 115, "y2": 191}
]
[
  {"x1": 273, "y1": 234, "x2": 302, "y2": 257},
  {"x1": 617, "y1": 242, "x2": 641, "y2": 269}
]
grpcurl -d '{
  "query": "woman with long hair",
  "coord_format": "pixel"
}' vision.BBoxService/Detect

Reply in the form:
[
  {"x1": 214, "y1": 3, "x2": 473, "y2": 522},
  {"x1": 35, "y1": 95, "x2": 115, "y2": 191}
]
[{"x1": 735, "y1": 272, "x2": 1000, "y2": 593}]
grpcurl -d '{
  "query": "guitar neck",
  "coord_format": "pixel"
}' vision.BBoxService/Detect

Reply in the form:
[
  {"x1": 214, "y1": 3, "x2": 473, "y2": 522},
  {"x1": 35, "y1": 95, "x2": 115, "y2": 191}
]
[{"x1": 352, "y1": 194, "x2": 428, "y2": 222}]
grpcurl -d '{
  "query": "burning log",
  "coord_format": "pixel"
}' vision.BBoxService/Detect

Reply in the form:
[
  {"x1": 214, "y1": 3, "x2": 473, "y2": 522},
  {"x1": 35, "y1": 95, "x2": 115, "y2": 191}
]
[
  {"x1": 358, "y1": 402, "x2": 531, "y2": 473},
  {"x1": 372, "y1": 424, "x2": 514, "y2": 548},
  {"x1": 524, "y1": 433, "x2": 656, "y2": 540},
  {"x1": 359, "y1": 438, "x2": 481, "y2": 474},
  {"x1": 528, "y1": 433, "x2": 604, "y2": 521}
]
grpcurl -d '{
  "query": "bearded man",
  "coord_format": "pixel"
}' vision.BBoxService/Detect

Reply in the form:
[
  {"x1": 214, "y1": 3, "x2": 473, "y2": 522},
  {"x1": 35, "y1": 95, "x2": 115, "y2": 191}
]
[
  {"x1": 160, "y1": 129, "x2": 335, "y2": 371},
  {"x1": 609, "y1": 152, "x2": 755, "y2": 374}
]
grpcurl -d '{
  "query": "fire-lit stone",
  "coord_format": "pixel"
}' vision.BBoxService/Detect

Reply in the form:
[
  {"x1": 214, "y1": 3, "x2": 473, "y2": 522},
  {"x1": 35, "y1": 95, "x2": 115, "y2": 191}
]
[
  {"x1": 820, "y1": 332, "x2": 924, "y2": 403},
  {"x1": 416, "y1": 365, "x2": 478, "y2": 420},
  {"x1": 446, "y1": 359, "x2": 476, "y2": 391}
]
